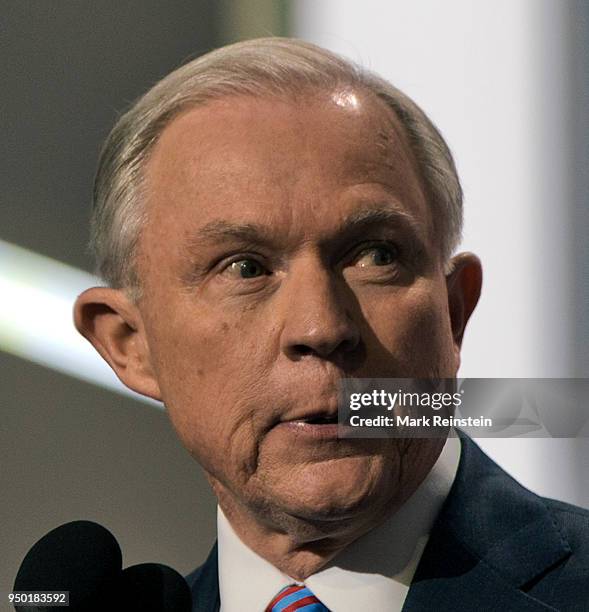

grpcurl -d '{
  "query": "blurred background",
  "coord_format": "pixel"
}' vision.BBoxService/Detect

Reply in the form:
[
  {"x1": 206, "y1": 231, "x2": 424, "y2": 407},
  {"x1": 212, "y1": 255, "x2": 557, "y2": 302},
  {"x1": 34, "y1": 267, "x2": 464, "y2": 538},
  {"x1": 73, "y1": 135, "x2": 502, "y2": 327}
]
[{"x1": 2, "y1": 0, "x2": 588, "y2": 600}]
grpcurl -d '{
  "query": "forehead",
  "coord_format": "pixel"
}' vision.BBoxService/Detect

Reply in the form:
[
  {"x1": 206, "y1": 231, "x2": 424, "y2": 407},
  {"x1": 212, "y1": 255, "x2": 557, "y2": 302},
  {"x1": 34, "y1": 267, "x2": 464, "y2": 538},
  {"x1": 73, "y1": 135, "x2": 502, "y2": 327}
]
[{"x1": 141, "y1": 89, "x2": 431, "y2": 258}]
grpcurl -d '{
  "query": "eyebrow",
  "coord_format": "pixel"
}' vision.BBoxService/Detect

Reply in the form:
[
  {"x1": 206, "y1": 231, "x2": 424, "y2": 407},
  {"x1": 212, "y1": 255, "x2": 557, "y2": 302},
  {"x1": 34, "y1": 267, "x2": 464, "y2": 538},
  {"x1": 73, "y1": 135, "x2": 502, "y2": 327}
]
[
  {"x1": 189, "y1": 220, "x2": 280, "y2": 249},
  {"x1": 338, "y1": 205, "x2": 426, "y2": 243},
  {"x1": 190, "y1": 204, "x2": 424, "y2": 247}
]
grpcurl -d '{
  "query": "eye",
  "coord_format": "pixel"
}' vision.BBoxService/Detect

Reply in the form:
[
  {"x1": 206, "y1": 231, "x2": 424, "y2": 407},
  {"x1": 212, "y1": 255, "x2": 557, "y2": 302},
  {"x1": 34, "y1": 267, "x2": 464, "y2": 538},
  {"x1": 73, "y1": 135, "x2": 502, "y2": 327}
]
[
  {"x1": 224, "y1": 258, "x2": 268, "y2": 279},
  {"x1": 353, "y1": 244, "x2": 399, "y2": 267}
]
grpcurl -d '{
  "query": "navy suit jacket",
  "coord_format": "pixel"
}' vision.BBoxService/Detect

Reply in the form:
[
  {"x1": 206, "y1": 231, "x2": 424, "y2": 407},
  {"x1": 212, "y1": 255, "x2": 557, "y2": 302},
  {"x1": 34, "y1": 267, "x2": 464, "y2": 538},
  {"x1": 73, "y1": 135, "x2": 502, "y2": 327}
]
[{"x1": 186, "y1": 436, "x2": 589, "y2": 611}]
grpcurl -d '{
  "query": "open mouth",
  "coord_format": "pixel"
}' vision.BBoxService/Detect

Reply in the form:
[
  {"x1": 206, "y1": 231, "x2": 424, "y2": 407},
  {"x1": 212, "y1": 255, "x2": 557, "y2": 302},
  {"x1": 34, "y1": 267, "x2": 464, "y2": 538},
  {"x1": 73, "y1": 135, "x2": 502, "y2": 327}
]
[
  {"x1": 300, "y1": 414, "x2": 338, "y2": 425},
  {"x1": 277, "y1": 410, "x2": 344, "y2": 439}
]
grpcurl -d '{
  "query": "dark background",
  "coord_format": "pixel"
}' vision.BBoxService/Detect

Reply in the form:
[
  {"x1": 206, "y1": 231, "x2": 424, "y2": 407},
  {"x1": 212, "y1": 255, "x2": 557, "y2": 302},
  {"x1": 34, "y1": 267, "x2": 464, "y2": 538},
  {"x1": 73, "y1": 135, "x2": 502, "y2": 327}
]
[{"x1": 1, "y1": 0, "x2": 288, "y2": 601}]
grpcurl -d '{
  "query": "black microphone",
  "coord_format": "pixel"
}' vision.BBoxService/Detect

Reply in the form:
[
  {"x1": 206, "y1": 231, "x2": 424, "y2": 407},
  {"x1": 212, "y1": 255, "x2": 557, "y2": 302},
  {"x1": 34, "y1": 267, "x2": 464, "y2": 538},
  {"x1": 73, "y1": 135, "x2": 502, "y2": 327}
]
[
  {"x1": 115, "y1": 563, "x2": 192, "y2": 611},
  {"x1": 13, "y1": 520, "x2": 191, "y2": 612}
]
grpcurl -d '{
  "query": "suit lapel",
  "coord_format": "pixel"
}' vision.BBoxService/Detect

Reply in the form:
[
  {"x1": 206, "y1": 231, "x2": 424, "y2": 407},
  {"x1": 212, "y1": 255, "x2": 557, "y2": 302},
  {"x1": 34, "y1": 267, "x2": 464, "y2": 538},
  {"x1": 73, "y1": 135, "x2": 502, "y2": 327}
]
[{"x1": 403, "y1": 435, "x2": 571, "y2": 611}]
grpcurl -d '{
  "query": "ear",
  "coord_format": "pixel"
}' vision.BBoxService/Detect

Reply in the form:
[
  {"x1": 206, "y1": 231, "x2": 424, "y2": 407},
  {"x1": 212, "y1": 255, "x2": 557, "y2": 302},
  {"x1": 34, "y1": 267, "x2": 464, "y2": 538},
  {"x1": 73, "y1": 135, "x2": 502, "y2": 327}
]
[
  {"x1": 445, "y1": 252, "x2": 482, "y2": 352},
  {"x1": 73, "y1": 287, "x2": 162, "y2": 401}
]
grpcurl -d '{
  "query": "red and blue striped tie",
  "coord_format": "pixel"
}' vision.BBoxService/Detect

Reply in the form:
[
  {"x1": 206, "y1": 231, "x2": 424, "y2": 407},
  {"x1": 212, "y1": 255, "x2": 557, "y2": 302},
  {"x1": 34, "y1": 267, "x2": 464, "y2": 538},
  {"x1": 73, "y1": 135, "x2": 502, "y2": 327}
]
[{"x1": 265, "y1": 584, "x2": 330, "y2": 611}]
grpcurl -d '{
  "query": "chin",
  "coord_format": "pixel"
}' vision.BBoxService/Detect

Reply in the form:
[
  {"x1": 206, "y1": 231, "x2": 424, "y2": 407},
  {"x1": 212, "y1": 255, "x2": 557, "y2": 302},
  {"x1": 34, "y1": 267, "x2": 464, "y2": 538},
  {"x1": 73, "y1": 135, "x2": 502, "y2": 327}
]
[{"x1": 268, "y1": 456, "x2": 397, "y2": 524}]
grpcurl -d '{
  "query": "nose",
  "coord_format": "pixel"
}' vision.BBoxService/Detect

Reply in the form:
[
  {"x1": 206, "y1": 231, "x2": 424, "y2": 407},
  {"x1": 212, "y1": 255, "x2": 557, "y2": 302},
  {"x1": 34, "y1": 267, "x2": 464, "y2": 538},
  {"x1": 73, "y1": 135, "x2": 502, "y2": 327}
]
[{"x1": 278, "y1": 260, "x2": 361, "y2": 362}]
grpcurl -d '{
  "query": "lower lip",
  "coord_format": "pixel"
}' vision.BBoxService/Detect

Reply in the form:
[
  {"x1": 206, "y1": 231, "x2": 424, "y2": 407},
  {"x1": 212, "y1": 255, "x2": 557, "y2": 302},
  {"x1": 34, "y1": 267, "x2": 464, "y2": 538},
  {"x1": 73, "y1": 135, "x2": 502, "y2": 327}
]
[{"x1": 275, "y1": 421, "x2": 350, "y2": 440}]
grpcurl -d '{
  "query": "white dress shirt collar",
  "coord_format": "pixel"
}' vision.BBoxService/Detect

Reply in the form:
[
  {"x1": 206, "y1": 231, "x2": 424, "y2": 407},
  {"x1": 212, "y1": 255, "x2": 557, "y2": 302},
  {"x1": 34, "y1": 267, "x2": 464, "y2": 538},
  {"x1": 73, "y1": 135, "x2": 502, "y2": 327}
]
[{"x1": 218, "y1": 434, "x2": 461, "y2": 612}]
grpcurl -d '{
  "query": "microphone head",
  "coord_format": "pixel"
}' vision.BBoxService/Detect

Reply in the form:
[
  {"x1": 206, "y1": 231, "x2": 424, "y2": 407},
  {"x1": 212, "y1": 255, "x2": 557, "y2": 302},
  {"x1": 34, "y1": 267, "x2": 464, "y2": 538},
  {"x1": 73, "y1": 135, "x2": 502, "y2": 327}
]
[
  {"x1": 14, "y1": 520, "x2": 122, "y2": 611},
  {"x1": 116, "y1": 563, "x2": 192, "y2": 612}
]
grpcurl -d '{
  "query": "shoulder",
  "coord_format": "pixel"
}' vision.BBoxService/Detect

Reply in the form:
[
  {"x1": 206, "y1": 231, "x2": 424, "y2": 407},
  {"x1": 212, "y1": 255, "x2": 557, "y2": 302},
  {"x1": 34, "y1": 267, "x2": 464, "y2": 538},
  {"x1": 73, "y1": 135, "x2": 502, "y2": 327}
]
[{"x1": 453, "y1": 436, "x2": 589, "y2": 606}]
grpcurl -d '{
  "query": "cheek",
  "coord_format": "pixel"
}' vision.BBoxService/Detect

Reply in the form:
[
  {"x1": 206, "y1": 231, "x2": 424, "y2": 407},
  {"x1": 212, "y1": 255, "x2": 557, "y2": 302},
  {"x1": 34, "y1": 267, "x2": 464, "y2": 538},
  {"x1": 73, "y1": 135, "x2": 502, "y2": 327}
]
[
  {"x1": 143, "y1": 302, "x2": 275, "y2": 475},
  {"x1": 361, "y1": 284, "x2": 456, "y2": 375},
  {"x1": 148, "y1": 298, "x2": 264, "y2": 388}
]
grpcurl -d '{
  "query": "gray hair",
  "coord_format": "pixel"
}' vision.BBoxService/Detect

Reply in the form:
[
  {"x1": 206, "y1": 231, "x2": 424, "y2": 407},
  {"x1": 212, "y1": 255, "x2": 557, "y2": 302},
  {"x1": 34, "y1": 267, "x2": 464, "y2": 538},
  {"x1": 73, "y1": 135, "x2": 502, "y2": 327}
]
[{"x1": 92, "y1": 37, "x2": 462, "y2": 294}]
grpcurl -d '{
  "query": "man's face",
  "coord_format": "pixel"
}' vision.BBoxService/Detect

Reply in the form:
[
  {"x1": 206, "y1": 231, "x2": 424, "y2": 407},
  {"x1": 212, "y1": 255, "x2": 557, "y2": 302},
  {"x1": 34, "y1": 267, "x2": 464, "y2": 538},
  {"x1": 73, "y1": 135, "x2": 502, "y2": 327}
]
[{"x1": 135, "y1": 90, "x2": 461, "y2": 530}]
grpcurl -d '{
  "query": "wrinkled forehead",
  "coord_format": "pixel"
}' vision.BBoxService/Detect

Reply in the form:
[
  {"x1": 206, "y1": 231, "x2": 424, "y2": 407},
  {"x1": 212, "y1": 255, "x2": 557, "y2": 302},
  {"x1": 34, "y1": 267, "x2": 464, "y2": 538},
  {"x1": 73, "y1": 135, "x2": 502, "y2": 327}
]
[{"x1": 140, "y1": 89, "x2": 432, "y2": 260}]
